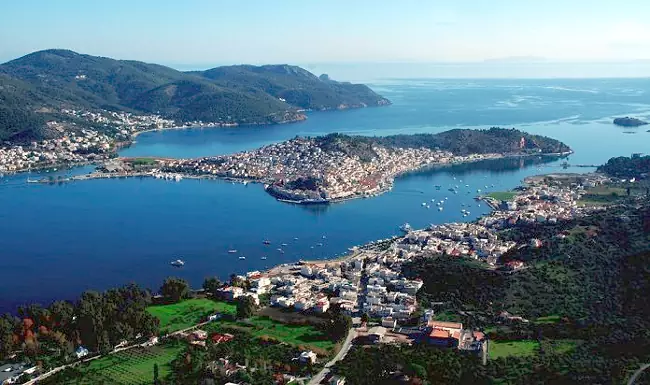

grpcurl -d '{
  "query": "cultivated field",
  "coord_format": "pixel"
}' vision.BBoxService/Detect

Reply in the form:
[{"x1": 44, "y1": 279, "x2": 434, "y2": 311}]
[{"x1": 147, "y1": 298, "x2": 236, "y2": 333}]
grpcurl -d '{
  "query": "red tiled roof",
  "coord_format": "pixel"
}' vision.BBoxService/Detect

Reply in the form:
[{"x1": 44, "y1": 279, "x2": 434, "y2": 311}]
[
  {"x1": 429, "y1": 329, "x2": 450, "y2": 338},
  {"x1": 473, "y1": 331, "x2": 485, "y2": 341}
]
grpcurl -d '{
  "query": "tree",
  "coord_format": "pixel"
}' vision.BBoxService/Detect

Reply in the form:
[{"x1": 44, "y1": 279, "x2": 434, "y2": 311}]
[
  {"x1": 0, "y1": 314, "x2": 18, "y2": 360},
  {"x1": 324, "y1": 305, "x2": 352, "y2": 341},
  {"x1": 202, "y1": 277, "x2": 222, "y2": 297},
  {"x1": 360, "y1": 313, "x2": 369, "y2": 325},
  {"x1": 160, "y1": 277, "x2": 190, "y2": 303},
  {"x1": 153, "y1": 363, "x2": 159, "y2": 385},
  {"x1": 236, "y1": 296, "x2": 257, "y2": 320}
]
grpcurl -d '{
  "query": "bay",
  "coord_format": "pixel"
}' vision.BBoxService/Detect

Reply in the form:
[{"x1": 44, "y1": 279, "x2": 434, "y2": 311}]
[{"x1": 1, "y1": 78, "x2": 649, "y2": 312}]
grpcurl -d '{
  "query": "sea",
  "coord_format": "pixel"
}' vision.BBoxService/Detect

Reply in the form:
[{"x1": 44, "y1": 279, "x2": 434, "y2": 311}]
[{"x1": 1, "y1": 78, "x2": 649, "y2": 313}]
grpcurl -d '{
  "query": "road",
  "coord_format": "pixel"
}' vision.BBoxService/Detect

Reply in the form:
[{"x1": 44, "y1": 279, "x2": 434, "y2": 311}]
[
  {"x1": 628, "y1": 363, "x2": 650, "y2": 385},
  {"x1": 308, "y1": 328, "x2": 357, "y2": 385}
]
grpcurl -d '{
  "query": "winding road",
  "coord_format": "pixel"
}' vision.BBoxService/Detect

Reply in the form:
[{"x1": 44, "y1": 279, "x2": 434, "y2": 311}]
[{"x1": 308, "y1": 328, "x2": 357, "y2": 385}]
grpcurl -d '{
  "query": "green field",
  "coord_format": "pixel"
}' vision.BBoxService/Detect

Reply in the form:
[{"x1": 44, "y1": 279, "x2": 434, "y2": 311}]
[
  {"x1": 44, "y1": 342, "x2": 184, "y2": 385},
  {"x1": 486, "y1": 191, "x2": 517, "y2": 201},
  {"x1": 534, "y1": 315, "x2": 561, "y2": 324},
  {"x1": 546, "y1": 339, "x2": 581, "y2": 354},
  {"x1": 209, "y1": 316, "x2": 334, "y2": 352},
  {"x1": 578, "y1": 185, "x2": 628, "y2": 207},
  {"x1": 147, "y1": 298, "x2": 236, "y2": 333},
  {"x1": 489, "y1": 340, "x2": 539, "y2": 359}
]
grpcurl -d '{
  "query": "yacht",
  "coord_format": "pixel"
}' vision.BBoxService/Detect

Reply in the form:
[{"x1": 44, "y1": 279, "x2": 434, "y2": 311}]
[
  {"x1": 277, "y1": 248, "x2": 285, "y2": 253},
  {"x1": 438, "y1": 207, "x2": 444, "y2": 211},
  {"x1": 239, "y1": 256, "x2": 246, "y2": 260},
  {"x1": 170, "y1": 259, "x2": 185, "y2": 267},
  {"x1": 228, "y1": 249, "x2": 238, "y2": 254},
  {"x1": 261, "y1": 256, "x2": 267, "y2": 260},
  {"x1": 316, "y1": 243, "x2": 323, "y2": 247},
  {"x1": 400, "y1": 223, "x2": 412, "y2": 233},
  {"x1": 263, "y1": 240, "x2": 271, "y2": 245}
]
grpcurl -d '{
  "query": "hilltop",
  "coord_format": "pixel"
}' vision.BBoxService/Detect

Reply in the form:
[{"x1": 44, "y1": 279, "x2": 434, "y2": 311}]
[
  {"x1": 0, "y1": 49, "x2": 389, "y2": 142},
  {"x1": 315, "y1": 127, "x2": 572, "y2": 159}
]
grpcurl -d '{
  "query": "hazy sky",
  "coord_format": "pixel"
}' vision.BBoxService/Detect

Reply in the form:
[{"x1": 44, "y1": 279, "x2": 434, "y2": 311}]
[{"x1": 2, "y1": 0, "x2": 650, "y2": 74}]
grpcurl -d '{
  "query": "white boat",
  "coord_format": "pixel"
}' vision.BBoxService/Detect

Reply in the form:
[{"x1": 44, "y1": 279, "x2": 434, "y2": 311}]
[
  {"x1": 281, "y1": 243, "x2": 288, "y2": 246},
  {"x1": 421, "y1": 202, "x2": 427, "y2": 206},
  {"x1": 438, "y1": 207, "x2": 443, "y2": 211},
  {"x1": 261, "y1": 256, "x2": 267, "y2": 260},
  {"x1": 170, "y1": 259, "x2": 185, "y2": 267},
  {"x1": 239, "y1": 256, "x2": 246, "y2": 260},
  {"x1": 228, "y1": 249, "x2": 238, "y2": 254},
  {"x1": 400, "y1": 223, "x2": 412, "y2": 233}
]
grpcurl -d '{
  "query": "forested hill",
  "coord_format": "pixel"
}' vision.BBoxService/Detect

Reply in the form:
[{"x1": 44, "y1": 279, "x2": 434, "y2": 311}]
[
  {"x1": 0, "y1": 49, "x2": 389, "y2": 142},
  {"x1": 314, "y1": 128, "x2": 572, "y2": 159},
  {"x1": 598, "y1": 154, "x2": 650, "y2": 179}
]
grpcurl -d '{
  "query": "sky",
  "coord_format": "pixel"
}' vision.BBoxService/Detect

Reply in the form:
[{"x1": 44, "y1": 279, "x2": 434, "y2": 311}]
[{"x1": 2, "y1": 0, "x2": 650, "y2": 78}]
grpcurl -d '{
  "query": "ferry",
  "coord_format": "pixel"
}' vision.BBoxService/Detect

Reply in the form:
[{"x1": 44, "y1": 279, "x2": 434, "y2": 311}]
[
  {"x1": 227, "y1": 249, "x2": 238, "y2": 254},
  {"x1": 170, "y1": 259, "x2": 185, "y2": 267},
  {"x1": 399, "y1": 223, "x2": 412, "y2": 233}
]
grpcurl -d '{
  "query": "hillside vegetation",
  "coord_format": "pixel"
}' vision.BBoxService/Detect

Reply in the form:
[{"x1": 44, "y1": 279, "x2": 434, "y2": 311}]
[
  {"x1": 313, "y1": 128, "x2": 572, "y2": 160},
  {"x1": 0, "y1": 49, "x2": 389, "y2": 142}
]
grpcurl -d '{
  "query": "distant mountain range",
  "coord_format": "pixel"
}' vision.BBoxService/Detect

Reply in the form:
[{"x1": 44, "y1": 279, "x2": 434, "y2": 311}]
[{"x1": 0, "y1": 49, "x2": 390, "y2": 142}]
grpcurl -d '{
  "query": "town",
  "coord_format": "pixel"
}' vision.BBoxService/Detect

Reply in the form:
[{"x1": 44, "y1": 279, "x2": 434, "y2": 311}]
[
  {"x1": 0, "y1": 170, "x2": 641, "y2": 385},
  {"x1": 0, "y1": 109, "x2": 176, "y2": 173}
]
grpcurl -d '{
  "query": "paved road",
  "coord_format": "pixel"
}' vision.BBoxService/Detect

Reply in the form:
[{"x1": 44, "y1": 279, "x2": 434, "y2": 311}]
[
  {"x1": 308, "y1": 328, "x2": 357, "y2": 385},
  {"x1": 628, "y1": 363, "x2": 650, "y2": 385}
]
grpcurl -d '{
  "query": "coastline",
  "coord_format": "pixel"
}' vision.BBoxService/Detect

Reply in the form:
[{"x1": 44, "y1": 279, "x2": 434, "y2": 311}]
[{"x1": 33, "y1": 150, "x2": 572, "y2": 206}]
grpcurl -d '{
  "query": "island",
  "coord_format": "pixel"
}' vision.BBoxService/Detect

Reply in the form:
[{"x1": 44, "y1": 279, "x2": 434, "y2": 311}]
[
  {"x1": 613, "y1": 116, "x2": 648, "y2": 127},
  {"x1": 54, "y1": 127, "x2": 572, "y2": 204}
]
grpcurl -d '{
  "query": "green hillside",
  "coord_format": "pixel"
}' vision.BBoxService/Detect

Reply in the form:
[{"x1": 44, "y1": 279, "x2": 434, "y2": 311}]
[{"x1": 0, "y1": 49, "x2": 389, "y2": 142}]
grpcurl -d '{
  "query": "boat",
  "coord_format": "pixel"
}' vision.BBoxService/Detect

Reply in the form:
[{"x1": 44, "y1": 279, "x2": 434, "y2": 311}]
[
  {"x1": 399, "y1": 223, "x2": 412, "y2": 233},
  {"x1": 261, "y1": 256, "x2": 267, "y2": 260},
  {"x1": 170, "y1": 259, "x2": 185, "y2": 267},
  {"x1": 227, "y1": 249, "x2": 238, "y2": 254},
  {"x1": 435, "y1": 185, "x2": 441, "y2": 190},
  {"x1": 239, "y1": 256, "x2": 246, "y2": 260},
  {"x1": 322, "y1": 235, "x2": 327, "y2": 239},
  {"x1": 438, "y1": 207, "x2": 443, "y2": 211},
  {"x1": 421, "y1": 202, "x2": 427, "y2": 206},
  {"x1": 281, "y1": 243, "x2": 288, "y2": 246},
  {"x1": 448, "y1": 188, "x2": 456, "y2": 192},
  {"x1": 277, "y1": 248, "x2": 285, "y2": 253},
  {"x1": 316, "y1": 243, "x2": 323, "y2": 247},
  {"x1": 263, "y1": 240, "x2": 271, "y2": 245},
  {"x1": 294, "y1": 237, "x2": 299, "y2": 241}
]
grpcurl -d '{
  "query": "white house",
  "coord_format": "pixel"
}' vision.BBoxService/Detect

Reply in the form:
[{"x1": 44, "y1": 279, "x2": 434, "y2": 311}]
[
  {"x1": 299, "y1": 350, "x2": 317, "y2": 364},
  {"x1": 381, "y1": 316, "x2": 397, "y2": 329},
  {"x1": 75, "y1": 346, "x2": 89, "y2": 359}
]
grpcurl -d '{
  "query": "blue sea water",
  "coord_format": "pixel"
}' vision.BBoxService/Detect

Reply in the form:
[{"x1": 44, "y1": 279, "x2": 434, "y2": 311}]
[{"x1": 1, "y1": 78, "x2": 649, "y2": 312}]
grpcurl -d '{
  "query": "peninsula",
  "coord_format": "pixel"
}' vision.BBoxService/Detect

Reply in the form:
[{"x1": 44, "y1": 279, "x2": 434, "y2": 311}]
[
  {"x1": 59, "y1": 128, "x2": 572, "y2": 204},
  {"x1": 0, "y1": 49, "x2": 389, "y2": 144}
]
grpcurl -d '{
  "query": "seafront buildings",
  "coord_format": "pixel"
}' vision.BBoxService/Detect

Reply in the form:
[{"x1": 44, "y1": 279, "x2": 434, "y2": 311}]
[
  {"x1": 0, "y1": 109, "x2": 175, "y2": 172},
  {"x1": 220, "y1": 173, "x2": 605, "y2": 330}
]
